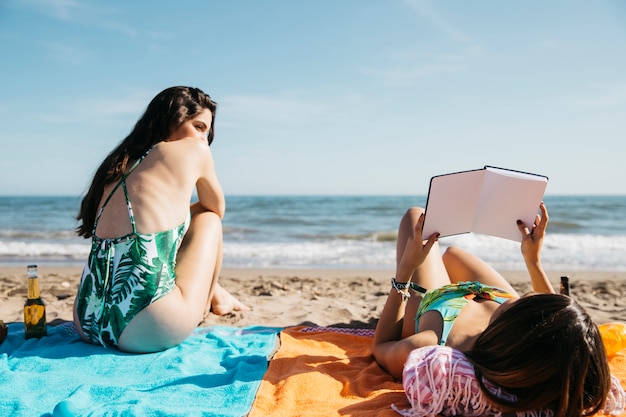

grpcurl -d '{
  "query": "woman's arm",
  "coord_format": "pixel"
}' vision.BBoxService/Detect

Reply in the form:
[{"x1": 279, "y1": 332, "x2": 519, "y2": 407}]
[
  {"x1": 517, "y1": 202, "x2": 555, "y2": 294},
  {"x1": 372, "y1": 213, "x2": 439, "y2": 379},
  {"x1": 373, "y1": 331, "x2": 439, "y2": 380},
  {"x1": 194, "y1": 142, "x2": 225, "y2": 218}
]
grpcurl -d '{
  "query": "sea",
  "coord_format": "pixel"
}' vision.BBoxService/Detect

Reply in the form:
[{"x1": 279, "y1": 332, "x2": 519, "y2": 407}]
[{"x1": 0, "y1": 195, "x2": 625, "y2": 271}]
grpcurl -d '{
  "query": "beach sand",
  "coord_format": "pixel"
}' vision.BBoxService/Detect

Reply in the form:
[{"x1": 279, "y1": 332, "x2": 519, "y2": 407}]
[{"x1": 1, "y1": 266, "x2": 625, "y2": 328}]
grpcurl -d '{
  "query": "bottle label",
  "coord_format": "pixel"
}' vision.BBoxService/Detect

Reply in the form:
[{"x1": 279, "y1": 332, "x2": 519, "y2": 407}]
[{"x1": 24, "y1": 304, "x2": 47, "y2": 339}]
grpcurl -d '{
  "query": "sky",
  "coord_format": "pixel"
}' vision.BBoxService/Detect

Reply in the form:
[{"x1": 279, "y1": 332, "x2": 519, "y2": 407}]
[{"x1": 1, "y1": 0, "x2": 625, "y2": 196}]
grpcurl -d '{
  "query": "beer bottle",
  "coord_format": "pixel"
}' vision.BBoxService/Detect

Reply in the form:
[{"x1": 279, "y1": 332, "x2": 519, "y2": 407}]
[
  {"x1": 24, "y1": 264, "x2": 47, "y2": 339},
  {"x1": 559, "y1": 276, "x2": 570, "y2": 296}
]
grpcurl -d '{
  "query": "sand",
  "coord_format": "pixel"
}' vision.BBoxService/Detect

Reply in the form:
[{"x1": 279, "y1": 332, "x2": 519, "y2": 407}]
[{"x1": 1, "y1": 266, "x2": 625, "y2": 329}]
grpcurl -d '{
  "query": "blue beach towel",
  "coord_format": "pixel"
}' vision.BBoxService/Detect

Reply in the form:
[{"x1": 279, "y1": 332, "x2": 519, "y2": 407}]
[{"x1": 0, "y1": 322, "x2": 280, "y2": 417}]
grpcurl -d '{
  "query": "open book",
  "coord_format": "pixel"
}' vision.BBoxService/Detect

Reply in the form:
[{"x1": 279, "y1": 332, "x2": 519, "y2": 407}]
[{"x1": 422, "y1": 166, "x2": 548, "y2": 242}]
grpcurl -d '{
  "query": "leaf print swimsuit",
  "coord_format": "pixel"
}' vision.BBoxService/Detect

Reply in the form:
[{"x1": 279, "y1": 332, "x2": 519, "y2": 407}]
[
  {"x1": 414, "y1": 282, "x2": 515, "y2": 346},
  {"x1": 75, "y1": 147, "x2": 190, "y2": 347}
]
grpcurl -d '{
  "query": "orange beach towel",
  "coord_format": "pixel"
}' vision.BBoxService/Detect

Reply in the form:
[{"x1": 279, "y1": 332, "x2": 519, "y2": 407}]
[
  {"x1": 248, "y1": 326, "x2": 406, "y2": 417},
  {"x1": 250, "y1": 326, "x2": 626, "y2": 417}
]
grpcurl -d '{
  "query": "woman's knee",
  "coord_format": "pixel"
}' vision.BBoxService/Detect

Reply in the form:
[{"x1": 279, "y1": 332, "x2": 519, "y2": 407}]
[
  {"x1": 178, "y1": 210, "x2": 222, "y2": 262},
  {"x1": 189, "y1": 210, "x2": 222, "y2": 238},
  {"x1": 442, "y1": 245, "x2": 465, "y2": 267},
  {"x1": 442, "y1": 245, "x2": 461, "y2": 258},
  {"x1": 404, "y1": 206, "x2": 425, "y2": 219},
  {"x1": 399, "y1": 207, "x2": 425, "y2": 229},
  {"x1": 192, "y1": 209, "x2": 222, "y2": 226}
]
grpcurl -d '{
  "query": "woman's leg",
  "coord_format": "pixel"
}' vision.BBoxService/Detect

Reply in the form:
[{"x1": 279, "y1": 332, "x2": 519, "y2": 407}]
[
  {"x1": 118, "y1": 210, "x2": 225, "y2": 352},
  {"x1": 395, "y1": 207, "x2": 451, "y2": 338},
  {"x1": 187, "y1": 202, "x2": 249, "y2": 318},
  {"x1": 396, "y1": 208, "x2": 450, "y2": 288},
  {"x1": 442, "y1": 246, "x2": 519, "y2": 296},
  {"x1": 210, "y1": 283, "x2": 251, "y2": 316}
]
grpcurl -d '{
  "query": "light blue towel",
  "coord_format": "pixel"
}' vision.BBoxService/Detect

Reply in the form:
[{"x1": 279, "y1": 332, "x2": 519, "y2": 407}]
[{"x1": 0, "y1": 322, "x2": 280, "y2": 417}]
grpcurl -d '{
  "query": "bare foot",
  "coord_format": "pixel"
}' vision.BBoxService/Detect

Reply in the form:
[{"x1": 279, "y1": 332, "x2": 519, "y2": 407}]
[{"x1": 211, "y1": 283, "x2": 251, "y2": 315}]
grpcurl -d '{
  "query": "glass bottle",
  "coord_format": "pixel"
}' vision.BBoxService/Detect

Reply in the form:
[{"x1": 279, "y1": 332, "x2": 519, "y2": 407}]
[
  {"x1": 559, "y1": 276, "x2": 570, "y2": 296},
  {"x1": 24, "y1": 264, "x2": 47, "y2": 339}
]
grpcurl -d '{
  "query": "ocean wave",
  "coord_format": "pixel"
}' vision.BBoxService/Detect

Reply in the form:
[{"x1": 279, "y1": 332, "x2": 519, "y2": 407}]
[
  {"x1": 548, "y1": 220, "x2": 583, "y2": 231},
  {"x1": 294, "y1": 231, "x2": 399, "y2": 242},
  {"x1": 1, "y1": 233, "x2": 625, "y2": 271},
  {"x1": 372, "y1": 231, "x2": 398, "y2": 242},
  {"x1": 0, "y1": 230, "x2": 78, "y2": 239},
  {"x1": 222, "y1": 239, "x2": 396, "y2": 269},
  {"x1": 0, "y1": 241, "x2": 89, "y2": 258},
  {"x1": 222, "y1": 233, "x2": 626, "y2": 270},
  {"x1": 438, "y1": 233, "x2": 626, "y2": 271},
  {"x1": 339, "y1": 231, "x2": 398, "y2": 242}
]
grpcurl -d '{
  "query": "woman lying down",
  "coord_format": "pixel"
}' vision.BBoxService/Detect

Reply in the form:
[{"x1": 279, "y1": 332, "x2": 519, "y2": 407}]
[{"x1": 373, "y1": 203, "x2": 625, "y2": 417}]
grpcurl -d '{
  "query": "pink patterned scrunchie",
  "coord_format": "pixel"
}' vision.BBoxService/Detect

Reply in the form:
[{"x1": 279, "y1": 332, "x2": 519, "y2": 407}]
[{"x1": 393, "y1": 346, "x2": 625, "y2": 417}]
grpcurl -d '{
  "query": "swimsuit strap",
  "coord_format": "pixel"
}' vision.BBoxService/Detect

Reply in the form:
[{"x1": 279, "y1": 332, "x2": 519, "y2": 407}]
[
  {"x1": 456, "y1": 281, "x2": 515, "y2": 303},
  {"x1": 434, "y1": 282, "x2": 514, "y2": 303},
  {"x1": 92, "y1": 146, "x2": 155, "y2": 235},
  {"x1": 121, "y1": 180, "x2": 137, "y2": 235}
]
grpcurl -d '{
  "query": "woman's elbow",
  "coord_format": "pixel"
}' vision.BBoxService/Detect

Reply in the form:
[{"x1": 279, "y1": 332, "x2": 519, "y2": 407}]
[
  {"x1": 213, "y1": 199, "x2": 225, "y2": 218},
  {"x1": 372, "y1": 342, "x2": 407, "y2": 380}
]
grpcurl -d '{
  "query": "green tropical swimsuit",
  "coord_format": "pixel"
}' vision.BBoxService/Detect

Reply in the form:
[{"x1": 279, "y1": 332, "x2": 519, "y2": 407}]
[
  {"x1": 76, "y1": 147, "x2": 190, "y2": 347},
  {"x1": 415, "y1": 281, "x2": 515, "y2": 346}
]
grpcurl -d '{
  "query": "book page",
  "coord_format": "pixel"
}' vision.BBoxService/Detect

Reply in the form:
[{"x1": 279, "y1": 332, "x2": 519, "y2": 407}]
[
  {"x1": 472, "y1": 167, "x2": 548, "y2": 241},
  {"x1": 422, "y1": 169, "x2": 485, "y2": 239},
  {"x1": 484, "y1": 166, "x2": 548, "y2": 181}
]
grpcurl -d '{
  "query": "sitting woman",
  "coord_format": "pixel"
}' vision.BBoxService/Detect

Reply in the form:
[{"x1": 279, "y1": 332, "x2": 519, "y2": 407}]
[
  {"x1": 74, "y1": 86, "x2": 248, "y2": 353},
  {"x1": 373, "y1": 203, "x2": 615, "y2": 417}
]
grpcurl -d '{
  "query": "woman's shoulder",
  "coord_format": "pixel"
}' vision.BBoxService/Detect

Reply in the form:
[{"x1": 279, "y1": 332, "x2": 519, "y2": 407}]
[
  {"x1": 157, "y1": 137, "x2": 212, "y2": 155},
  {"x1": 153, "y1": 138, "x2": 213, "y2": 168}
]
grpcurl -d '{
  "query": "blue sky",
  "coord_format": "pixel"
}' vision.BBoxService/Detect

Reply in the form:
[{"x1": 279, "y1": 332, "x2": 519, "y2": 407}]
[{"x1": 1, "y1": 0, "x2": 625, "y2": 196}]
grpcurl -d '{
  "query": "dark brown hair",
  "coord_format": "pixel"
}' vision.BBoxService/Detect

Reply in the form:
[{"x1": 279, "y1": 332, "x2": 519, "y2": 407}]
[
  {"x1": 76, "y1": 86, "x2": 217, "y2": 238},
  {"x1": 464, "y1": 294, "x2": 610, "y2": 417}
]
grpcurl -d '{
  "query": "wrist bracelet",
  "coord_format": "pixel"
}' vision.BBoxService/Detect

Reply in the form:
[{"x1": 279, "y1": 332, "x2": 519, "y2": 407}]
[
  {"x1": 391, "y1": 277, "x2": 427, "y2": 297},
  {"x1": 391, "y1": 277, "x2": 411, "y2": 301}
]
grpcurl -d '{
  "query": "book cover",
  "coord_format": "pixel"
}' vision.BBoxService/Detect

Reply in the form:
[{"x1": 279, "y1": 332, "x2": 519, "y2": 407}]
[{"x1": 421, "y1": 166, "x2": 548, "y2": 242}]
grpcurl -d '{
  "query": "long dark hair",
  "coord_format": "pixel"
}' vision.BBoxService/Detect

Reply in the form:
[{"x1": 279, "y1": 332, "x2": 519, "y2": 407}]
[
  {"x1": 464, "y1": 294, "x2": 610, "y2": 417},
  {"x1": 76, "y1": 86, "x2": 217, "y2": 238}
]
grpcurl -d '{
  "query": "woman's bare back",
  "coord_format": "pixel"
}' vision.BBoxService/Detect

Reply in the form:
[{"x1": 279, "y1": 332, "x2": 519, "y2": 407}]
[{"x1": 94, "y1": 138, "x2": 219, "y2": 239}]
